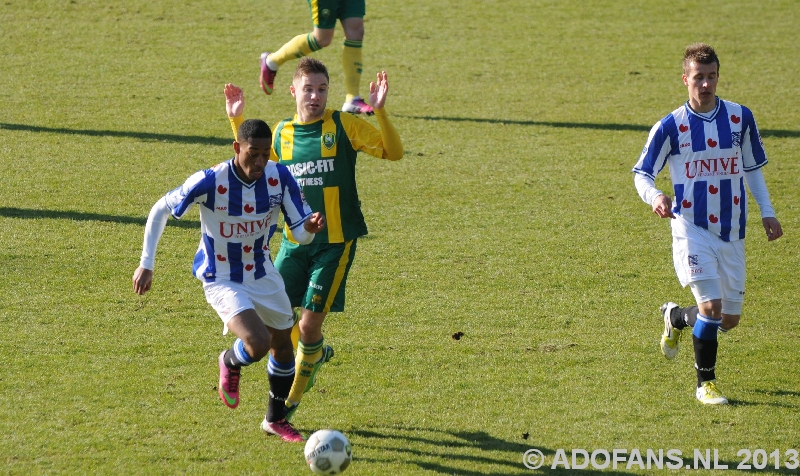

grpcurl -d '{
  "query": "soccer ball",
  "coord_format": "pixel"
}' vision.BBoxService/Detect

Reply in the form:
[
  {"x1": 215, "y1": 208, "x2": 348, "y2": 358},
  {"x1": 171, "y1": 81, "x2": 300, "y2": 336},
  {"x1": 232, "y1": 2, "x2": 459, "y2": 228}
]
[{"x1": 304, "y1": 429, "x2": 352, "y2": 475}]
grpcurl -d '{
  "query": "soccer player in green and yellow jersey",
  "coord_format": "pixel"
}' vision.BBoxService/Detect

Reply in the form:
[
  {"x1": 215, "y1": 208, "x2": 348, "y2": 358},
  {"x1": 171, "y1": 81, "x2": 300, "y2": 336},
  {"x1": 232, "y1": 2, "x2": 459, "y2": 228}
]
[
  {"x1": 226, "y1": 57, "x2": 403, "y2": 426},
  {"x1": 259, "y1": 0, "x2": 374, "y2": 115}
]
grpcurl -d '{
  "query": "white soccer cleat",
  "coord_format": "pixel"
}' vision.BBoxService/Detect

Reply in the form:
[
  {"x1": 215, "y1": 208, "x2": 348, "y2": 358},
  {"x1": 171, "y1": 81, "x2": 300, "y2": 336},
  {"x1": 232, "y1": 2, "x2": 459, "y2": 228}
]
[
  {"x1": 696, "y1": 381, "x2": 728, "y2": 405},
  {"x1": 660, "y1": 302, "x2": 682, "y2": 359}
]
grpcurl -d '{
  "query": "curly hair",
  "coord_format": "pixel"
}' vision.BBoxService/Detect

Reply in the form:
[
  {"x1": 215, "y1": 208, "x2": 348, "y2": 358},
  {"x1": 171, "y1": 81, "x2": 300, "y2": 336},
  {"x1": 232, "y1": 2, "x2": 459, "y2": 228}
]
[{"x1": 237, "y1": 119, "x2": 272, "y2": 143}]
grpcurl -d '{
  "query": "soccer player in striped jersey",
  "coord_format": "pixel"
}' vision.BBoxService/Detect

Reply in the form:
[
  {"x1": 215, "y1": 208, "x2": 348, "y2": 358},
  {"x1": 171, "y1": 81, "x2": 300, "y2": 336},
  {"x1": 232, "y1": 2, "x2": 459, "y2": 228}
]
[
  {"x1": 259, "y1": 0, "x2": 374, "y2": 115},
  {"x1": 132, "y1": 119, "x2": 326, "y2": 442},
  {"x1": 227, "y1": 56, "x2": 403, "y2": 422},
  {"x1": 632, "y1": 43, "x2": 783, "y2": 405}
]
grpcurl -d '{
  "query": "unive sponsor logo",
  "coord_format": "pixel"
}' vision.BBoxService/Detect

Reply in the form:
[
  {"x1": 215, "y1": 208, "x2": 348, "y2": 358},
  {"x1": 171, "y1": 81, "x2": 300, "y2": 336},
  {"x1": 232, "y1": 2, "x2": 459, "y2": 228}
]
[
  {"x1": 287, "y1": 159, "x2": 335, "y2": 177},
  {"x1": 684, "y1": 156, "x2": 739, "y2": 178},
  {"x1": 219, "y1": 213, "x2": 273, "y2": 239}
]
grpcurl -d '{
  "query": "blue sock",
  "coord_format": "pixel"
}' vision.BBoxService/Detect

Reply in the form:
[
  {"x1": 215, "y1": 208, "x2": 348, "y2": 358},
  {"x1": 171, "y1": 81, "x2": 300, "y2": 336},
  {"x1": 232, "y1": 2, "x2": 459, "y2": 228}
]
[
  {"x1": 224, "y1": 338, "x2": 256, "y2": 368},
  {"x1": 692, "y1": 314, "x2": 721, "y2": 386}
]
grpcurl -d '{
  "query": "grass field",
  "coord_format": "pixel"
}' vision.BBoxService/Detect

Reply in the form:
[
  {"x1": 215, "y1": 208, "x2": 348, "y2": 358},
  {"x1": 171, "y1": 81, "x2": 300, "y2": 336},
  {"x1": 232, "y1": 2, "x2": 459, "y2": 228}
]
[{"x1": 2, "y1": 1, "x2": 799, "y2": 474}]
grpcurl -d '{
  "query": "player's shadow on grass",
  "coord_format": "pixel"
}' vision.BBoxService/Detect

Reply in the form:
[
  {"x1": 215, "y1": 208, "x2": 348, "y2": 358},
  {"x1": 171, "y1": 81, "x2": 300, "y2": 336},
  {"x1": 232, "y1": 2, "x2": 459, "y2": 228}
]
[
  {"x1": 397, "y1": 115, "x2": 800, "y2": 138},
  {"x1": 0, "y1": 207, "x2": 199, "y2": 229},
  {"x1": 0, "y1": 122, "x2": 230, "y2": 146},
  {"x1": 348, "y1": 425, "x2": 633, "y2": 475}
]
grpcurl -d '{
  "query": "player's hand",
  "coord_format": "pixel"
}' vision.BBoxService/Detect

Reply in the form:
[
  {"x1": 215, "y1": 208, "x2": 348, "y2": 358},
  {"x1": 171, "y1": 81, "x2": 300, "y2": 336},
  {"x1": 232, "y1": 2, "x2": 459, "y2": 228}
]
[
  {"x1": 225, "y1": 83, "x2": 244, "y2": 118},
  {"x1": 762, "y1": 217, "x2": 783, "y2": 241},
  {"x1": 652, "y1": 194, "x2": 676, "y2": 219},
  {"x1": 133, "y1": 267, "x2": 153, "y2": 295},
  {"x1": 303, "y1": 212, "x2": 326, "y2": 234},
  {"x1": 368, "y1": 71, "x2": 388, "y2": 110}
]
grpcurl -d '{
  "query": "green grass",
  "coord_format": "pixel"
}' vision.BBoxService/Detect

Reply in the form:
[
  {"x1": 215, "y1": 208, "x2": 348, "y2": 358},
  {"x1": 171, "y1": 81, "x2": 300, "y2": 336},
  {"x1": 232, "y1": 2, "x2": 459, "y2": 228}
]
[{"x1": 2, "y1": 0, "x2": 800, "y2": 474}]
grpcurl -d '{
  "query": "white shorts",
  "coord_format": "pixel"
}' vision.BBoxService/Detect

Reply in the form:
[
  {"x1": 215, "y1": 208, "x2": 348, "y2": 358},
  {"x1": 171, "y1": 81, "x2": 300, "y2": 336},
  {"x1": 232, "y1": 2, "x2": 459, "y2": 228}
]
[
  {"x1": 203, "y1": 272, "x2": 294, "y2": 335},
  {"x1": 671, "y1": 216, "x2": 746, "y2": 304}
]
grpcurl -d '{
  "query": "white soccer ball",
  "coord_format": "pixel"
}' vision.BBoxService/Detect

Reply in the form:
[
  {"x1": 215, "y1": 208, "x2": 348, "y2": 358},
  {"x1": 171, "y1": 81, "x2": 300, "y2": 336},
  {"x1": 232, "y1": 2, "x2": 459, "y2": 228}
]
[{"x1": 304, "y1": 429, "x2": 352, "y2": 475}]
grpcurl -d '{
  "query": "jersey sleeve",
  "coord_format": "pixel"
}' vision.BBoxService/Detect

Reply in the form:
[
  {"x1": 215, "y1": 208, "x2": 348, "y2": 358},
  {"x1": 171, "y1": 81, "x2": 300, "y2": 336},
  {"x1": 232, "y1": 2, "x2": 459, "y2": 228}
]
[
  {"x1": 339, "y1": 109, "x2": 404, "y2": 160},
  {"x1": 229, "y1": 115, "x2": 243, "y2": 142},
  {"x1": 740, "y1": 106, "x2": 768, "y2": 171},
  {"x1": 277, "y1": 164, "x2": 314, "y2": 244},
  {"x1": 139, "y1": 197, "x2": 171, "y2": 270},
  {"x1": 164, "y1": 169, "x2": 216, "y2": 219},
  {"x1": 632, "y1": 120, "x2": 675, "y2": 180}
]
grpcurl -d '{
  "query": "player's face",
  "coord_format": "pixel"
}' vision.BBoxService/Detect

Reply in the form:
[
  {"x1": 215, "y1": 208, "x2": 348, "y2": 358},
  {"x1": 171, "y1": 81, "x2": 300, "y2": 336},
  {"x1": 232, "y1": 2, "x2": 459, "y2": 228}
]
[
  {"x1": 290, "y1": 73, "x2": 329, "y2": 122},
  {"x1": 233, "y1": 138, "x2": 271, "y2": 184},
  {"x1": 683, "y1": 61, "x2": 718, "y2": 113}
]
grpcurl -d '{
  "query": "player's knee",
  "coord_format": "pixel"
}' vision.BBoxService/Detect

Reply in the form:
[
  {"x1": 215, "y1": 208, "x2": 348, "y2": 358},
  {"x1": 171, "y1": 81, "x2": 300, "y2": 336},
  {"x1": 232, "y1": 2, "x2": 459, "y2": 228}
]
[
  {"x1": 242, "y1": 335, "x2": 270, "y2": 361},
  {"x1": 341, "y1": 17, "x2": 364, "y2": 40},
  {"x1": 343, "y1": 26, "x2": 364, "y2": 41},
  {"x1": 313, "y1": 31, "x2": 334, "y2": 48},
  {"x1": 721, "y1": 314, "x2": 740, "y2": 330},
  {"x1": 697, "y1": 299, "x2": 722, "y2": 319}
]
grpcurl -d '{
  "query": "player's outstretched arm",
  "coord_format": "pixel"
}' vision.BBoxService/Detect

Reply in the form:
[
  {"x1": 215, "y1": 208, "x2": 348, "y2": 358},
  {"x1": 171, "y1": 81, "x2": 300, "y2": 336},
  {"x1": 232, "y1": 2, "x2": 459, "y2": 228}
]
[
  {"x1": 762, "y1": 217, "x2": 783, "y2": 241},
  {"x1": 368, "y1": 71, "x2": 389, "y2": 110},
  {"x1": 133, "y1": 267, "x2": 153, "y2": 295},
  {"x1": 225, "y1": 83, "x2": 245, "y2": 118},
  {"x1": 363, "y1": 71, "x2": 403, "y2": 160}
]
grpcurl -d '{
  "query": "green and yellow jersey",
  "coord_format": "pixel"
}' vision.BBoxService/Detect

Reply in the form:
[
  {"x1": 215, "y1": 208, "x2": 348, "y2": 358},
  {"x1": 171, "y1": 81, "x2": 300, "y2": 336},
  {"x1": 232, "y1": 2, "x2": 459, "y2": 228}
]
[{"x1": 230, "y1": 107, "x2": 402, "y2": 244}]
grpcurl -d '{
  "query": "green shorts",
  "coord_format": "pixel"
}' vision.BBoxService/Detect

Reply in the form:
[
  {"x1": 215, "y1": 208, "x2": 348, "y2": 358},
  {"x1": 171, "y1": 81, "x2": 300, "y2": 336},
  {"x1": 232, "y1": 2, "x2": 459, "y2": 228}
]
[
  {"x1": 275, "y1": 238, "x2": 358, "y2": 313},
  {"x1": 307, "y1": 0, "x2": 365, "y2": 29}
]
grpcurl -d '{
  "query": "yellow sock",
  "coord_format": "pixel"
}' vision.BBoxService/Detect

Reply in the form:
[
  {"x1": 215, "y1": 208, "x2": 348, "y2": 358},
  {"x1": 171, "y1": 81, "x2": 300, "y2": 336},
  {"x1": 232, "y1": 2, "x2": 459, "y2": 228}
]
[
  {"x1": 286, "y1": 339, "x2": 323, "y2": 406},
  {"x1": 271, "y1": 33, "x2": 321, "y2": 66},
  {"x1": 290, "y1": 308, "x2": 301, "y2": 351},
  {"x1": 342, "y1": 39, "x2": 363, "y2": 103}
]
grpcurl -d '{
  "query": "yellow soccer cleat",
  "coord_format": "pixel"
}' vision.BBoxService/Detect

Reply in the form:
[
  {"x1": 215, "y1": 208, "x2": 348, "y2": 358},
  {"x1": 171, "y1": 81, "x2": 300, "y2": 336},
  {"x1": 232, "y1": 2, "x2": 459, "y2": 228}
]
[{"x1": 696, "y1": 380, "x2": 728, "y2": 405}]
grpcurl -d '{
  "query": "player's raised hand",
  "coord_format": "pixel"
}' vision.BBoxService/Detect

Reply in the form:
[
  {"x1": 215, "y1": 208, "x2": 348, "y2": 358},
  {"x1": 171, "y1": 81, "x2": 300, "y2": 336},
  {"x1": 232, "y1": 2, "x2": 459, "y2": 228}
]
[
  {"x1": 303, "y1": 212, "x2": 326, "y2": 234},
  {"x1": 368, "y1": 71, "x2": 389, "y2": 110},
  {"x1": 652, "y1": 194, "x2": 676, "y2": 219},
  {"x1": 224, "y1": 83, "x2": 245, "y2": 118},
  {"x1": 762, "y1": 217, "x2": 783, "y2": 241},
  {"x1": 133, "y1": 267, "x2": 153, "y2": 295}
]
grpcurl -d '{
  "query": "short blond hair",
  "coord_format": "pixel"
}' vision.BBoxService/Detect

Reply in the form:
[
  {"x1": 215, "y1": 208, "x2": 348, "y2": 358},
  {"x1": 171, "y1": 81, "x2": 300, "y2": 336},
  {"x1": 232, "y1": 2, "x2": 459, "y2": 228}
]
[{"x1": 683, "y1": 43, "x2": 720, "y2": 74}]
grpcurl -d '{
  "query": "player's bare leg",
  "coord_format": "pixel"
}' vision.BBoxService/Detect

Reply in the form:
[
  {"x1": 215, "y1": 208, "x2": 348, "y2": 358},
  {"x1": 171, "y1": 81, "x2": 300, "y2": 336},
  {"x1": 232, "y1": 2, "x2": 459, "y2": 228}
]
[{"x1": 219, "y1": 310, "x2": 271, "y2": 408}]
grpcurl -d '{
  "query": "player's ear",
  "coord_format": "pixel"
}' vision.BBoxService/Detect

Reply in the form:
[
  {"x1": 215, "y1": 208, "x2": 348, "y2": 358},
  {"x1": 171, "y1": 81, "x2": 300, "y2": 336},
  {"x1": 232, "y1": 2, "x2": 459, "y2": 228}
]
[{"x1": 233, "y1": 141, "x2": 241, "y2": 155}]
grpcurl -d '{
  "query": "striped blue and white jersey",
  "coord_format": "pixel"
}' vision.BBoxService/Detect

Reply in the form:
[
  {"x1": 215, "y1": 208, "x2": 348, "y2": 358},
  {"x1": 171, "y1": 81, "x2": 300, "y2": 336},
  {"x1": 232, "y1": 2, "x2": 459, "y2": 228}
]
[
  {"x1": 165, "y1": 158, "x2": 312, "y2": 283},
  {"x1": 632, "y1": 98, "x2": 767, "y2": 242}
]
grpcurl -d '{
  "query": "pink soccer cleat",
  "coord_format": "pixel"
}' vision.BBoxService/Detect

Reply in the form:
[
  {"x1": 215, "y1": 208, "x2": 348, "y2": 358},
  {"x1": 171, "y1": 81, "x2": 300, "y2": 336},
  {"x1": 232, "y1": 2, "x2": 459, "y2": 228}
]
[
  {"x1": 218, "y1": 351, "x2": 241, "y2": 409},
  {"x1": 342, "y1": 96, "x2": 374, "y2": 115},
  {"x1": 259, "y1": 52, "x2": 277, "y2": 95},
  {"x1": 261, "y1": 418, "x2": 306, "y2": 442}
]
